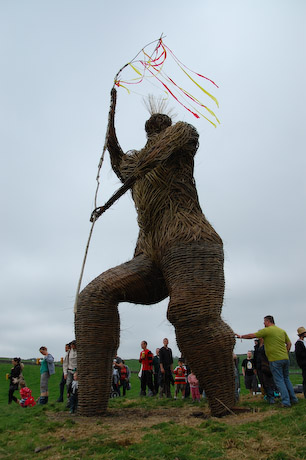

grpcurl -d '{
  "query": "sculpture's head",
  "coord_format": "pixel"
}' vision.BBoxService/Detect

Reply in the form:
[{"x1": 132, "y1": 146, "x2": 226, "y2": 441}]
[{"x1": 145, "y1": 113, "x2": 172, "y2": 138}]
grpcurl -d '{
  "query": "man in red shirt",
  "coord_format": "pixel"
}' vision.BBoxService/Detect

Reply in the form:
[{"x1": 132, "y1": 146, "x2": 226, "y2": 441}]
[{"x1": 139, "y1": 341, "x2": 155, "y2": 396}]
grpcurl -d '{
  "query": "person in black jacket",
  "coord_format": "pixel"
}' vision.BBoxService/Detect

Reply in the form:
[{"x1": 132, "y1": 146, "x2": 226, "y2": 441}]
[
  {"x1": 8, "y1": 358, "x2": 23, "y2": 404},
  {"x1": 159, "y1": 338, "x2": 173, "y2": 398},
  {"x1": 295, "y1": 326, "x2": 306, "y2": 397}
]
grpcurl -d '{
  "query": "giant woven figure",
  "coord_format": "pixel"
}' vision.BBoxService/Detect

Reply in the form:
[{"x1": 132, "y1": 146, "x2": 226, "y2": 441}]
[{"x1": 75, "y1": 87, "x2": 235, "y2": 417}]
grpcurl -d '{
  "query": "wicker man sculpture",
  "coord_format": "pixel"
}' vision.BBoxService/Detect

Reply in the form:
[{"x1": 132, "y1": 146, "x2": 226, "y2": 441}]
[{"x1": 75, "y1": 88, "x2": 235, "y2": 416}]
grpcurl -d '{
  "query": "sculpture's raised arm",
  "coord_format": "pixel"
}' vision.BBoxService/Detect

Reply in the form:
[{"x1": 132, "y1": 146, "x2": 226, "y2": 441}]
[{"x1": 107, "y1": 88, "x2": 125, "y2": 182}]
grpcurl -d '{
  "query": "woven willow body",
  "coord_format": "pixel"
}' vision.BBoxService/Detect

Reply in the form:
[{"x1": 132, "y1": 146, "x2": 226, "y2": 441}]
[{"x1": 75, "y1": 94, "x2": 235, "y2": 416}]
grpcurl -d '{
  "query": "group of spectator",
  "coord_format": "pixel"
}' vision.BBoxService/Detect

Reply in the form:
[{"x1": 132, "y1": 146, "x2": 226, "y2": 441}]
[
  {"x1": 237, "y1": 316, "x2": 306, "y2": 407},
  {"x1": 7, "y1": 318, "x2": 306, "y2": 413},
  {"x1": 136, "y1": 337, "x2": 203, "y2": 402},
  {"x1": 7, "y1": 345, "x2": 56, "y2": 407},
  {"x1": 112, "y1": 355, "x2": 131, "y2": 397}
]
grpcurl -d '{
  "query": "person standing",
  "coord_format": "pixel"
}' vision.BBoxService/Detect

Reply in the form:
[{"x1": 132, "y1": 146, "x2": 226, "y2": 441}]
[
  {"x1": 188, "y1": 371, "x2": 201, "y2": 402},
  {"x1": 295, "y1": 326, "x2": 306, "y2": 398},
  {"x1": 38, "y1": 346, "x2": 55, "y2": 404},
  {"x1": 119, "y1": 360, "x2": 131, "y2": 396},
  {"x1": 233, "y1": 353, "x2": 240, "y2": 402},
  {"x1": 139, "y1": 341, "x2": 155, "y2": 396},
  {"x1": 173, "y1": 358, "x2": 187, "y2": 399},
  {"x1": 257, "y1": 338, "x2": 277, "y2": 404},
  {"x1": 159, "y1": 338, "x2": 173, "y2": 398},
  {"x1": 153, "y1": 348, "x2": 160, "y2": 394},
  {"x1": 57, "y1": 343, "x2": 70, "y2": 402},
  {"x1": 236, "y1": 315, "x2": 298, "y2": 407},
  {"x1": 65, "y1": 340, "x2": 77, "y2": 390},
  {"x1": 8, "y1": 358, "x2": 23, "y2": 404},
  {"x1": 241, "y1": 351, "x2": 258, "y2": 394},
  {"x1": 253, "y1": 338, "x2": 264, "y2": 394}
]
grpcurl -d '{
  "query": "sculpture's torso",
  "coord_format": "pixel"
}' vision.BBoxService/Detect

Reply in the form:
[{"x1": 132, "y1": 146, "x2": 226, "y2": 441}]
[{"x1": 119, "y1": 124, "x2": 222, "y2": 261}]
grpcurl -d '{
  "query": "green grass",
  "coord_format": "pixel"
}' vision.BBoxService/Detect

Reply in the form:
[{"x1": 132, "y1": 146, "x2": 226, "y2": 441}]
[{"x1": 0, "y1": 362, "x2": 305, "y2": 460}]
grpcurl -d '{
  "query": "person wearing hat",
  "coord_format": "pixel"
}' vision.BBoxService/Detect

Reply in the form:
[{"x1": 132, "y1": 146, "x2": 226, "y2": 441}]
[{"x1": 295, "y1": 327, "x2": 306, "y2": 397}]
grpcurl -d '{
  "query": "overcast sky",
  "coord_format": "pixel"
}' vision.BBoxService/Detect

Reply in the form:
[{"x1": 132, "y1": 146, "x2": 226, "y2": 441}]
[{"x1": 1, "y1": 1, "x2": 305, "y2": 361}]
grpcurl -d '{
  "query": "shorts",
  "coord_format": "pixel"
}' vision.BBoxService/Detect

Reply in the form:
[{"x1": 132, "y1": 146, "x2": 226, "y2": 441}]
[
  {"x1": 40, "y1": 372, "x2": 50, "y2": 393},
  {"x1": 175, "y1": 383, "x2": 186, "y2": 392},
  {"x1": 244, "y1": 374, "x2": 257, "y2": 390}
]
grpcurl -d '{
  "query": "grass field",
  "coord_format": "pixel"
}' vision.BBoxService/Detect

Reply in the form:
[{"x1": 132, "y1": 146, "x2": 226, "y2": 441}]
[{"x1": 0, "y1": 361, "x2": 305, "y2": 459}]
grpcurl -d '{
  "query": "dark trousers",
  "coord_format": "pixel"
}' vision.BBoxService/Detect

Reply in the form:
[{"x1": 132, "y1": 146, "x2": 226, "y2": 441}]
[
  {"x1": 120, "y1": 380, "x2": 128, "y2": 396},
  {"x1": 160, "y1": 369, "x2": 172, "y2": 397},
  {"x1": 8, "y1": 384, "x2": 18, "y2": 404},
  {"x1": 58, "y1": 373, "x2": 66, "y2": 401},
  {"x1": 153, "y1": 373, "x2": 160, "y2": 394},
  {"x1": 140, "y1": 370, "x2": 154, "y2": 395}
]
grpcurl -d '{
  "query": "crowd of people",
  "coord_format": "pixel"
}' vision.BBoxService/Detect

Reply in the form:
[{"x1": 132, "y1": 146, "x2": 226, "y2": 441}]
[
  {"x1": 115, "y1": 337, "x2": 207, "y2": 402},
  {"x1": 236, "y1": 316, "x2": 306, "y2": 407},
  {"x1": 7, "y1": 342, "x2": 77, "y2": 413},
  {"x1": 7, "y1": 318, "x2": 306, "y2": 412}
]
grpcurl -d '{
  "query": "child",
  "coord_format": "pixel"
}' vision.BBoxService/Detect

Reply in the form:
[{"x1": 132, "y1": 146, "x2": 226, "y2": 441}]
[
  {"x1": 112, "y1": 364, "x2": 120, "y2": 396},
  {"x1": 188, "y1": 371, "x2": 201, "y2": 402},
  {"x1": 19, "y1": 383, "x2": 36, "y2": 407},
  {"x1": 68, "y1": 372, "x2": 78, "y2": 414},
  {"x1": 173, "y1": 359, "x2": 187, "y2": 399},
  {"x1": 119, "y1": 360, "x2": 130, "y2": 396}
]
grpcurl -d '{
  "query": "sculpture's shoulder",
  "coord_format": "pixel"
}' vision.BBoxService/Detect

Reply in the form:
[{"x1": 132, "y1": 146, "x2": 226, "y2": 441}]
[
  {"x1": 169, "y1": 121, "x2": 199, "y2": 152},
  {"x1": 120, "y1": 149, "x2": 140, "y2": 178}
]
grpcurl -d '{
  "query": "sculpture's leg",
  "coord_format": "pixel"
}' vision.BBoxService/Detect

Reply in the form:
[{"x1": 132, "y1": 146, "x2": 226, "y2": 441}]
[
  {"x1": 75, "y1": 254, "x2": 168, "y2": 416},
  {"x1": 162, "y1": 241, "x2": 235, "y2": 416}
]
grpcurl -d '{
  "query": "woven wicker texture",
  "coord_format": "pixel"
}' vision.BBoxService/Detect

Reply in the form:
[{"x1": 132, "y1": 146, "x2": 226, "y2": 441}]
[{"x1": 75, "y1": 90, "x2": 235, "y2": 416}]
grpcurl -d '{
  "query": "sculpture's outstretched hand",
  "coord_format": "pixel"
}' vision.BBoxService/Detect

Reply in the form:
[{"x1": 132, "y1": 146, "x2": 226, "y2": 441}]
[{"x1": 90, "y1": 206, "x2": 105, "y2": 222}]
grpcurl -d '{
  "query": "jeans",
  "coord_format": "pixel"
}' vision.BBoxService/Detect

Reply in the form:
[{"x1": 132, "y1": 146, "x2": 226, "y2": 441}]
[
  {"x1": 269, "y1": 360, "x2": 298, "y2": 406},
  {"x1": 302, "y1": 368, "x2": 306, "y2": 398}
]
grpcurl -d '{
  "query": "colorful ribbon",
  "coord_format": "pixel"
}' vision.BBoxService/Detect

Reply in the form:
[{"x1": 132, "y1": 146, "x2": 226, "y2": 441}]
[{"x1": 114, "y1": 38, "x2": 220, "y2": 126}]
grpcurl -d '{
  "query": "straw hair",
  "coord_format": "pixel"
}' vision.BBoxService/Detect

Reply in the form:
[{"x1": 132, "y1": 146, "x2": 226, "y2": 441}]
[{"x1": 143, "y1": 93, "x2": 175, "y2": 117}]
